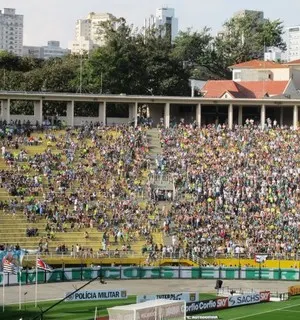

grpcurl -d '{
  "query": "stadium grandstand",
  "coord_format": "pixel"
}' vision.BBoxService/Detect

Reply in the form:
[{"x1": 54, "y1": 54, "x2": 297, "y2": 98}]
[{"x1": 0, "y1": 116, "x2": 298, "y2": 271}]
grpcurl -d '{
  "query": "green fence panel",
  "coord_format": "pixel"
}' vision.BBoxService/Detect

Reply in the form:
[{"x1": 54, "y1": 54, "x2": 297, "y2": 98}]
[{"x1": 280, "y1": 268, "x2": 299, "y2": 280}]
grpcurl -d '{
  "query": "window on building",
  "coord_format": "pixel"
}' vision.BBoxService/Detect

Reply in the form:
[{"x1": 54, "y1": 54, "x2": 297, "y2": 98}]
[{"x1": 234, "y1": 72, "x2": 241, "y2": 80}]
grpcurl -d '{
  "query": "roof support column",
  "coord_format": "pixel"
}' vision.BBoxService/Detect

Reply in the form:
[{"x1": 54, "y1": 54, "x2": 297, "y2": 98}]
[
  {"x1": 164, "y1": 102, "x2": 170, "y2": 128},
  {"x1": 34, "y1": 100, "x2": 43, "y2": 125},
  {"x1": 134, "y1": 102, "x2": 138, "y2": 127},
  {"x1": 280, "y1": 107, "x2": 283, "y2": 127},
  {"x1": 196, "y1": 103, "x2": 201, "y2": 127},
  {"x1": 238, "y1": 105, "x2": 243, "y2": 126},
  {"x1": 228, "y1": 104, "x2": 233, "y2": 130},
  {"x1": 66, "y1": 101, "x2": 74, "y2": 127},
  {"x1": 1, "y1": 99, "x2": 10, "y2": 123},
  {"x1": 293, "y1": 105, "x2": 298, "y2": 130},
  {"x1": 146, "y1": 105, "x2": 150, "y2": 118},
  {"x1": 129, "y1": 103, "x2": 138, "y2": 127},
  {"x1": 99, "y1": 101, "x2": 106, "y2": 126},
  {"x1": 260, "y1": 104, "x2": 266, "y2": 130}
]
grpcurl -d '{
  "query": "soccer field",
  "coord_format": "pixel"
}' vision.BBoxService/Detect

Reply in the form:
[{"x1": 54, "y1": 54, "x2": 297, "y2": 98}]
[{"x1": 3, "y1": 295, "x2": 300, "y2": 320}]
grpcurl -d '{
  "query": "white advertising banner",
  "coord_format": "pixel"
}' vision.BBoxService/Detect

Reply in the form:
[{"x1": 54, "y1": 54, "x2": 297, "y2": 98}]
[
  {"x1": 228, "y1": 293, "x2": 260, "y2": 307},
  {"x1": 136, "y1": 292, "x2": 198, "y2": 303},
  {"x1": 65, "y1": 289, "x2": 127, "y2": 302}
]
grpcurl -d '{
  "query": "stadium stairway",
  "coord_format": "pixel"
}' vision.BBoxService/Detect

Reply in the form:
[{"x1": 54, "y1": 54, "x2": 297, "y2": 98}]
[{"x1": 147, "y1": 128, "x2": 162, "y2": 164}]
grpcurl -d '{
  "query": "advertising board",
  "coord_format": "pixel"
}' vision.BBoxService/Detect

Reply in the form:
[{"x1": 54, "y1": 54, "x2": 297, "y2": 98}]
[
  {"x1": 65, "y1": 289, "x2": 127, "y2": 302},
  {"x1": 137, "y1": 292, "x2": 198, "y2": 303},
  {"x1": 288, "y1": 285, "x2": 300, "y2": 296},
  {"x1": 259, "y1": 291, "x2": 271, "y2": 302},
  {"x1": 186, "y1": 297, "x2": 228, "y2": 314},
  {"x1": 228, "y1": 291, "x2": 270, "y2": 307},
  {"x1": 228, "y1": 293, "x2": 260, "y2": 307}
]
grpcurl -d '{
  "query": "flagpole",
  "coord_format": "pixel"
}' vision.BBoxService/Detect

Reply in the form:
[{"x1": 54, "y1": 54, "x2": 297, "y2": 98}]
[
  {"x1": 94, "y1": 306, "x2": 98, "y2": 320},
  {"x1": 35, "y1": 254, "x2": 38, "y2": 308},
  {"x1": 2, "y1": 272, "x2": 5, "y2": 312},
  {"x1": 19, "y1": 269, "x2": 22, "y2": 310}
]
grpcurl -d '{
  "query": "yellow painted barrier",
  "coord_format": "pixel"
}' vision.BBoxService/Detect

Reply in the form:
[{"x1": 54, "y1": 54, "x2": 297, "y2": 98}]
[
  {"x1": 22, "y1": 256, "x2": 300, "y2": 269},
  {"x1": 205, "y1": 258, "x2": 300, "y2": 269}
]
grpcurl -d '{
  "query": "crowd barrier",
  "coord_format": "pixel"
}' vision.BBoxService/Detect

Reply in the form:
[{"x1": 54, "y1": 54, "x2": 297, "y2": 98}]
[{"x1": 1, "y1": 266, "x2": 300, "y2": 286}]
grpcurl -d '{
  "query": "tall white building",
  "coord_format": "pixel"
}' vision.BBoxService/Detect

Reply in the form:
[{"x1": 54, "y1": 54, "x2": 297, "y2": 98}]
[
  {"x1": 69, "y1": 12, "x2": 115, "y2": 54},
  {"x1": 233, "y1": 9, "x2": 264, "y2": 21},
  {"x1": 286, "y1": 26, "x2": 300, "y2": 62},
  {"x1": 0, "y1": 8, "x2": 23, "y2": 56},
  {"x1": 264, "y1": 47, "x2": 283, "y2": 62},
  {"x1": 145, "y1": 7, "x2": 178, "y2": 42},
  {"x1": 23, "y1": 41, "x2": 70, "y2": 60}
]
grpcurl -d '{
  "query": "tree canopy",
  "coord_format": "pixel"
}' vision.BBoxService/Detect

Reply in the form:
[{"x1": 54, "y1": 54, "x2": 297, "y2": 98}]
[{"x1": 0, "y1": 13, "x2": 286, "y2": 105}]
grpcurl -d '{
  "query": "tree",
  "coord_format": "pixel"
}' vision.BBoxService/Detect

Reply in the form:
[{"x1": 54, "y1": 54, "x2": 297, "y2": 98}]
[
  {"x1": 213, "y1": 13, "x2": 286, "y2": 76},
  {"x1": 172, "y1": 28, "x2": 225, "y2": 80},
  {"x1": 87, "y1": 17, "x2": 190, "y2": 96}
]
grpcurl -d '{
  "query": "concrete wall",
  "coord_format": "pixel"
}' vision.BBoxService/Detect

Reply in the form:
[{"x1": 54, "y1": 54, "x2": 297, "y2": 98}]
[
  {"x1": 10, "y1": 115, "x2": 36, "y2": 122},
  {"x1": 290, "y1": 68, "x2": 300, "y2": 89},
  {"x1": 4, "y1": 115, "x2": 129, "y2": 126},
  {"x1": 149, "y1": 104, "x2": 164, "y2": 126},
  {"x1": 272, "y1": 68, "x2": 290, "y2": 81},
  {"x1": 235, "y1": 68, "x2": 290, "y2": 82}
]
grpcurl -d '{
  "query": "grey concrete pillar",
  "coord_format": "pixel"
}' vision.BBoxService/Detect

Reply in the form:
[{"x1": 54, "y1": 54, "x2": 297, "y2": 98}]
[
  {"x1": 280, "y1": 107, "x2": 283, "y2": 127},
  {"x1": 66, "y1": 101, "x2": 74, "y2": 127},
  {"x1": 146, "y1": 105, "x2": 150, "y2": 118},
  {"x1": 99, "y1": 101, "x2": 106, "y2": 125},
  {"x1": 228, "y1": 104, "x2": 233, "y2": 130},
  {"x1": 293, "y1": 105, "x2": 298, "y2": 129},
  {"x1": 128, "y1": 103, "x2": 138, "y2": 127},
  {"x1": 134, "y1": 102, "x2": 138, "y2": 127},
  {"x1": 34, "y1": 100, "x2": 43, "y2": 124},
  {"x1": 128, "y1": 104, "x2": 133, "y2": 122},
  {"x1": 164, "y1": 103, "x2": 170, "y2": 128},
  {"x1": 2, "y1": 99, "x2": 10, "y2": 123},
  {"x1": 196, "y1": 103, "x2": 201, "y2": 127},
  {"x1": 260, "y1": 104, "x2": 266, "y2": 130},
  {"x1": 238, "y1": 106, "x2": 243, "y2": 126}
]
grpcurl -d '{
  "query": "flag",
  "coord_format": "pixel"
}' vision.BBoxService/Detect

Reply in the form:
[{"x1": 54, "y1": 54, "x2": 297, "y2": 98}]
[
  {"x1": 36, "y1": 258, "x2": 53, "y2": 271},
  {"x1": 0, "y1": 249, "x2": 25, "y2": 270},
  {"x1": 255, "y1": 255, "x2": 268, "y2": 263},
  {"x1": 2, "y1": 258, "x2": 17, "y2": 274}
]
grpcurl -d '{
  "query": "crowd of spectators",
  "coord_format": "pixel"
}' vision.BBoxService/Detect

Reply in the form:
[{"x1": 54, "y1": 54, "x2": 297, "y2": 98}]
[
  {"x1": 0, "y1": 119, "x2": 299, "y2": 265},
  {"x1": 0, "y1": 121, "x2": 162, "y2": 259},
  {"x1": 157, "y1": 122, "x2": 299, "y2": 261}
]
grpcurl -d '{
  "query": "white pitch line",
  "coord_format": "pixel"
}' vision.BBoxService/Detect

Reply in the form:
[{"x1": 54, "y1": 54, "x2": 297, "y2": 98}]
[
  {"x1": 281, "y1": 309, "x2": 300, "y2": 313},
  {"x1": 230, "y1": 302, "x2": 300, "y2": 320}
]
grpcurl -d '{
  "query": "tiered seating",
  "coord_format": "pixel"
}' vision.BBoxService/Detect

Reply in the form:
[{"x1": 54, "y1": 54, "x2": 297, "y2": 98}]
[{"x1": 0, "y1": 128, "x2": 164, "y2": 260}]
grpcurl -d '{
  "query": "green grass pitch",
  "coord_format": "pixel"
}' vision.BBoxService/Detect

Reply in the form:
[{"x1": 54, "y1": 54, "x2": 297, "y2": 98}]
[{"x1": 2, "y1": 295, "x2": 300, "y2": 320}]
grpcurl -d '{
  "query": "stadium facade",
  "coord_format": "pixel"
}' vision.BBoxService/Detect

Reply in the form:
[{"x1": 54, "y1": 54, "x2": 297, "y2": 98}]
[{"x1": 0, "y1": 91, "x2": 298, "y2": 129}]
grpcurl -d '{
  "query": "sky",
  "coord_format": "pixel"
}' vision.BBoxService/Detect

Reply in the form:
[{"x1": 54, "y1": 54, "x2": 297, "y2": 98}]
[{"x1": 3, "y1": 0, "x2": 300, "y2": 48}]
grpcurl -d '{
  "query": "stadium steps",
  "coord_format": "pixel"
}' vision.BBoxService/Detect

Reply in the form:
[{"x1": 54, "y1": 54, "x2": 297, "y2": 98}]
[
  {"x1": 0, "y1": 211, "x2": 152, "y2": 253},
  {"x1": 0, "y1": 130, "x2": 162, "y2": 258}
]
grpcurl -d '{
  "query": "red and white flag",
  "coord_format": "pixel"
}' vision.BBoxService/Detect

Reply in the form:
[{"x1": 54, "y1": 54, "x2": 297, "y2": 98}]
[
  {"x1": 254, "y1": 255, "x2": 268, "y2": 263},
  {"x1": 36, "y1": 258, "x2": 53, "y2": 271},
  {"x1": 2, "y1": 258, "x2": 17, "y2": 274}
]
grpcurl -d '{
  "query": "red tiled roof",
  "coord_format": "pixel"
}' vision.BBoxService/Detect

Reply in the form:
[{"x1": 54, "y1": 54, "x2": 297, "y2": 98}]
[
  {"x1": 201, "y1": 80, "x2": 289, "y2": 98},
  {"x1": 237, "y1": 81, "x2": 288, "y2": 98},
  {"x1": 286, "y1": 59, "x2": 300, "y2": 65},
  {"x1": 201, "y1": 80, "x2": 239, "y2": 98},
  {"x1": 229, "y1": 59, "x2": 286, "y2": 69}
]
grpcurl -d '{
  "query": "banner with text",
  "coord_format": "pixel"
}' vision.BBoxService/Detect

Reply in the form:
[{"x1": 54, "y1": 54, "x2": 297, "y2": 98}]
[
  {"x1": 137, "y1": 292, "x2": 198, "y2": 303},
  {"x1": 1, "y1": 265, "x2": 299, "y2": 286},
  {"x1": 65, "y1": 289, "x2": 127, "y2": 302}
]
